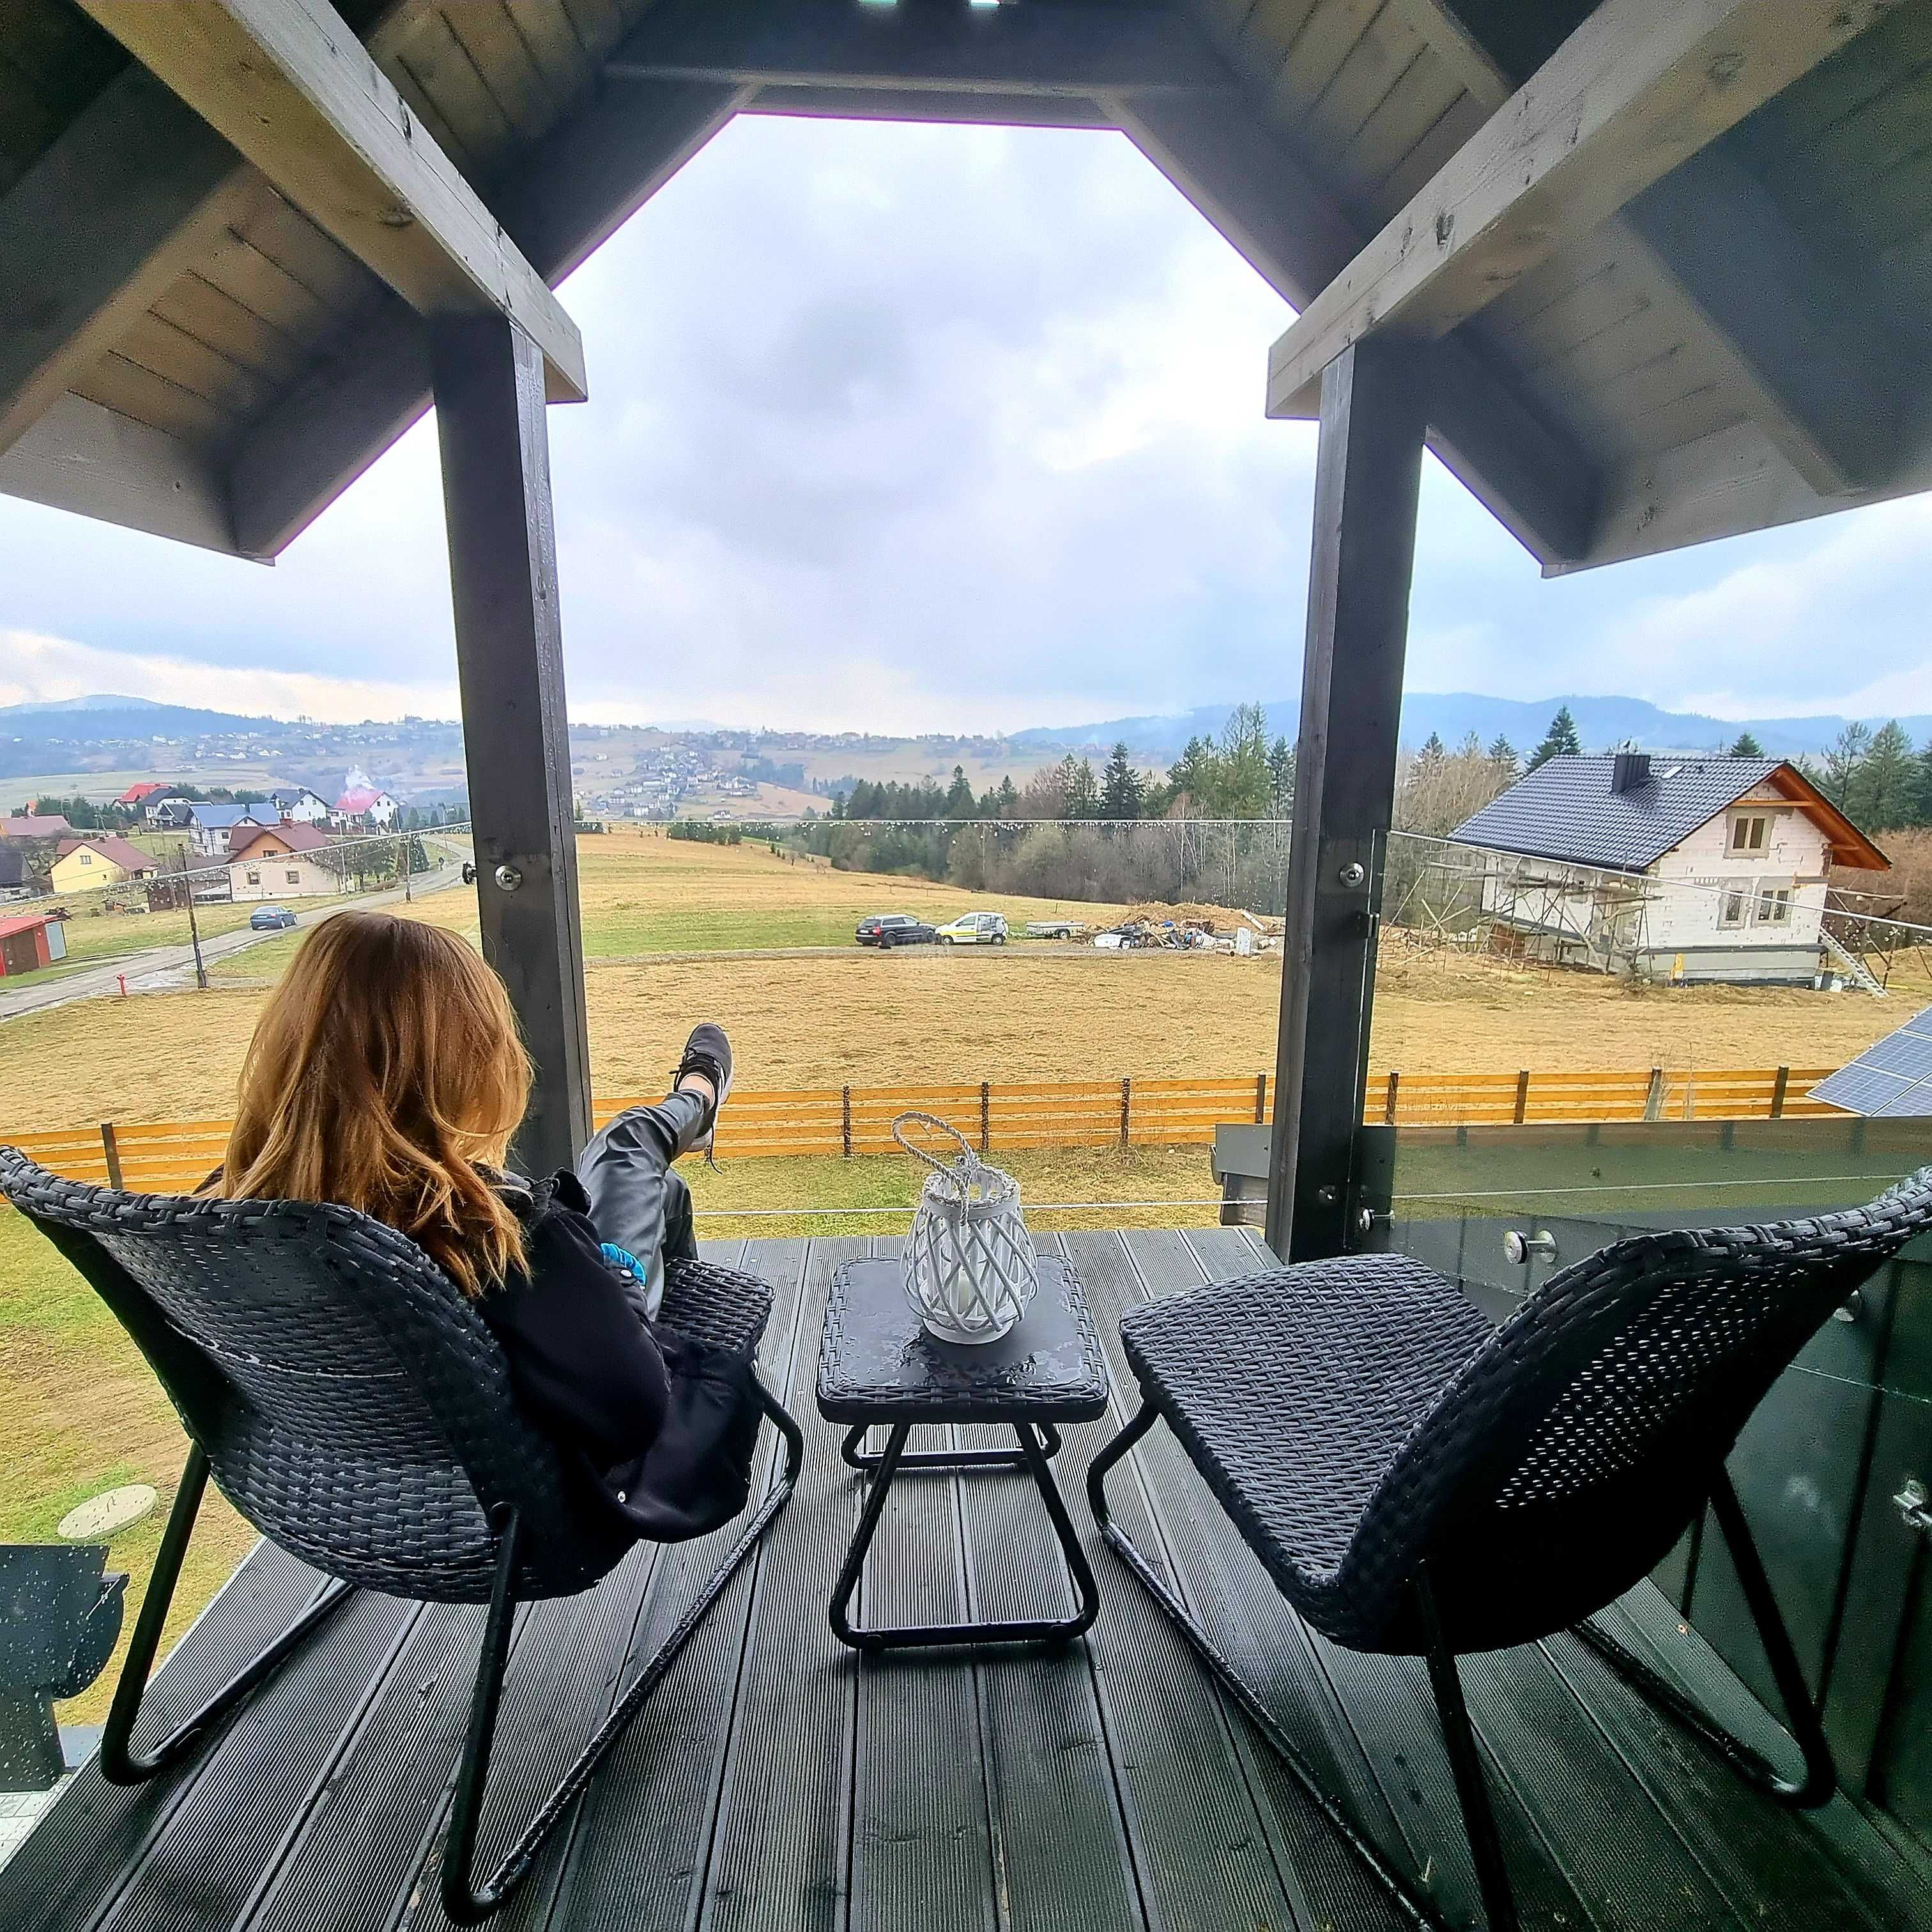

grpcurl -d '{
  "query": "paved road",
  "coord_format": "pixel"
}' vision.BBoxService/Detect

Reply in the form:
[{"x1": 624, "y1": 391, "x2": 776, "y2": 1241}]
[{"x1": 0, "y1": 851, "x2": 469, "y2": 1023}]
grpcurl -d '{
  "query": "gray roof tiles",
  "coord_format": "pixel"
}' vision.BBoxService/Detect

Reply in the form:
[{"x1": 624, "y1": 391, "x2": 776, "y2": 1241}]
[{"x1": 1450, "y1": 755, "x2": 1782, "y2": 873}]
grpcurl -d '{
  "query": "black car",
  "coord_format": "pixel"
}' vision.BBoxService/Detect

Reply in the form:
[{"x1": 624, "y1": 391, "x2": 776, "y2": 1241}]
[{"x1": 855, "y1": 913, "x2": 937, "y2": 949}]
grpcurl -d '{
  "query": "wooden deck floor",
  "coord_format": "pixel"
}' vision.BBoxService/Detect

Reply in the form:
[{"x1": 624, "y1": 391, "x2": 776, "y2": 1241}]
[{"x1": 4, "y1": 1228, "x2": 1928, "y2": 1932}]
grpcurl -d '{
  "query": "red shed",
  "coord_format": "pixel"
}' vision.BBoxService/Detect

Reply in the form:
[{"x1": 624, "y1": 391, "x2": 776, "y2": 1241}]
[{"x1": 0, "y1": 910, "x2": 66, "y2": 978}]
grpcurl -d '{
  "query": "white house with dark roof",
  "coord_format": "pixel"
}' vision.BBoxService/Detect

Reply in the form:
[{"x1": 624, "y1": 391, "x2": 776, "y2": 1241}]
[
  {"x1": 1449, "y1": 753, "x2": 1890, "y2": 986},
  {"x1": 265, "y1": 785, "x2": 331, "y2": 826}
]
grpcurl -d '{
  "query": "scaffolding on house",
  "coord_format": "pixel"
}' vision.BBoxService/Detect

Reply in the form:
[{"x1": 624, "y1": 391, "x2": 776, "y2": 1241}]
[{"x1": 1387, "y1": 842, "x2": 1660, "y2": 976}]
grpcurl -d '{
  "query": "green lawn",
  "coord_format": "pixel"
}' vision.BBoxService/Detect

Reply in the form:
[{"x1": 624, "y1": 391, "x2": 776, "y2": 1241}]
[{"x1": 0, "y1": 1209, "x2": 255, "y2": 1726}]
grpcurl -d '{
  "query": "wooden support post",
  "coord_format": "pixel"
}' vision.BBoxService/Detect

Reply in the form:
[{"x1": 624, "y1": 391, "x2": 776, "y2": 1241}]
[
  {"x1": 1770, "y1": 1066, "x2": 1790, "y2": 1119},
  {"x1": 842, "y1": 1085, "x2": 853, "y2": 1159},
  {"x1": 1254, "y1": 1071, "x2": 1267, "y2": 1125},
  {"x1": 99, "y1": 1123, "x2": 122, "y2": 1192},
  {"x1": 981, "y1": 1080, "x2": 992, "y2": 1157},
  {"x1": 1514, "y1": 1070, "x2": 1531, "y2": 1125},
  {"x1": 1119, "y1": 1078, "x2": 1131, "y2": 1154},
  {"x1": 1383, "y1": 1070, "x2": 1400, "y2": 1128},
  {"x1": 1266, "y1": 341, "x2": 1425, "y2": 1264},
  {"x1": 432, "y1": 315, "x2": 590, "y2": 1178}
]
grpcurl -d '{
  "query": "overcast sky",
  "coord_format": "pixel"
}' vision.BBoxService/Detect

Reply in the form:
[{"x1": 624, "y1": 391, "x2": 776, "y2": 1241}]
[{"x1": 3, "y1": 115, "x2": 1930, "y2": 733}]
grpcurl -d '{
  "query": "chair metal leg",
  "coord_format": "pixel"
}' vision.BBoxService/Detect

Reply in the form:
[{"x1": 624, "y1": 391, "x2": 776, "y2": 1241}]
[
  {"x1": 841, "y1": 1419, "x2": 1061, "y2": 1472},
  {"x1": 1086, "y1": 1402, "x2": 1445, "y2": 1932},
  {"x1": 1413, "y1": 1567, "x2": 1521, "y2": 1932},
  {"x1": 1572, "y1": 1469, "x2": 1836, "y2": 1808},
  {"x1": 440, "y1": 1374, "x2": 804, "y2": 1924},
  {"x1": 100, "y1": 1442, "x2": 356, "y2": 1786},
  {"x1": 830, "y1": 1420, "x2": 1096, "y2": 1651}
]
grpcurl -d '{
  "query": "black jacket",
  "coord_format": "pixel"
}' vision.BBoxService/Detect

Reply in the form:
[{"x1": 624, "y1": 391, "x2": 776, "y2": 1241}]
[{"x1": 478, "y1": 1172, "x2": 761, "y2": 1544}]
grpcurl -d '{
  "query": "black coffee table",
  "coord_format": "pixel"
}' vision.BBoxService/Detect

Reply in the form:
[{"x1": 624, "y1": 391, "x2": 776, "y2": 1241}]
[{"x1": 817, "y1": 1254, "x2": 1110, "y2": 1650}]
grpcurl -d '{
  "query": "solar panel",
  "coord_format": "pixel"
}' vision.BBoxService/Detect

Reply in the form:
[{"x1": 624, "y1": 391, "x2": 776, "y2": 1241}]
[{"x1": 1812, "y1": 1009, "x2": 1932, "y2": 1116}]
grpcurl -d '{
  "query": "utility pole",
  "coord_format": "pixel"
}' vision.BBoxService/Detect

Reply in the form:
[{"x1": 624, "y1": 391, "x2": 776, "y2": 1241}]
[{"x1": 178, "y1": 851, "x2": 208, "y2": 990}]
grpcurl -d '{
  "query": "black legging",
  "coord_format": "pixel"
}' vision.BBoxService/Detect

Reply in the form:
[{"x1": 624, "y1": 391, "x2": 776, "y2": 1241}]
[{"x1": 574, "y1": 1088, "x2": 709, "y2": 1319}]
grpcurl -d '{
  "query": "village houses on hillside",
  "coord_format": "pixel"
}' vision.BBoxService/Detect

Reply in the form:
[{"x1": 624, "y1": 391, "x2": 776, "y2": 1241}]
[{"x1": 1450, "y1": 753, "x2": 1890, "y2": 988}]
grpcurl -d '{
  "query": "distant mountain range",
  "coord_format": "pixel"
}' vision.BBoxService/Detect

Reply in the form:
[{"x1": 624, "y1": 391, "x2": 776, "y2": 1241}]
[
  {"x1": 4, "y1": 690, "x2": 1919, "y2": 774},
  {"x1": 1013, "y1": 694, "x2": 1930, "y2": 763}
]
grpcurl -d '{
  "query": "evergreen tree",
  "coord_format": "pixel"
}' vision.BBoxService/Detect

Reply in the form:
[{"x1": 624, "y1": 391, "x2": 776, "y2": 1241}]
[
  {"x1": 1215, "y1": 703, "x2": 1273, "y2": 818},
  {"x1": 1859, "y1": 721, "x2": 1914, "y2": 830},
  {"x1": 1099, "y1": 741, "x2": 1145, "y2": 820},
  {"x1": 1527, "y1": 705, "x2": 1582, "y2": 769},
  {"x1": 1416, "y1": 731, "x2": 1447, "y2": 767},
  {"x1": 1912, "y1": 740, "x2": 1932, "y2": 830},
  {"x1": 1820, "y1": 722, "x2": 1871, "y2": 809},
  {"x1": 1485, "y1": 735, "x2": 1519, "y2": 783},
  {"x1": 995, "y1": 774, "x2": 1019, "y2": 818},
  {"x1": 1266, "y1": 735, "x2": 1295, "y2": 816},
  {"x1": 1166, "y1": 735, "x2": 1215, "y2": 810},
  {"x1": 1065, "y1": 756, "x2": 1101, "y2": 820},
  {"x1": 1728, "y1": 730, "x2": 1765, "y2": 758},
  {"x1": 944, "y1": 764, "x2": 976, "y2": 819}
]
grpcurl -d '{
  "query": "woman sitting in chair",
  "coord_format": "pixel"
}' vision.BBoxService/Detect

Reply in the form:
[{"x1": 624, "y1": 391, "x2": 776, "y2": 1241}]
[{"x1": 211, "y1": 907, "x2": 742, "y2": 1539}]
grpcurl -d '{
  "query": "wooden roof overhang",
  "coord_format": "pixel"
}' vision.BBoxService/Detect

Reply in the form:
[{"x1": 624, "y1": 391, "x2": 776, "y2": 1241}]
[
  {"x1": 1763, "y1": 761, "x2": 1894, "y2": 871},
  {"x1": 3, "y1": 0, "x2": 1929, "y2": 575}
]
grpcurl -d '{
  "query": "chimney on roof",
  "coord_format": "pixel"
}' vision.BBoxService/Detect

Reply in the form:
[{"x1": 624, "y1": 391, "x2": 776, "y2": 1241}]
[{"x1": 1611, "y1": 750, "x2": 1652, "y2": 795}]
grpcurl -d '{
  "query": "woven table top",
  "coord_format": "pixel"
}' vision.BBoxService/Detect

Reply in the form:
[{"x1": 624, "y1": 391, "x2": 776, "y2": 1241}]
[{"x1": 818, "y1": 1256, "x2": 1110, "y2": 1424}]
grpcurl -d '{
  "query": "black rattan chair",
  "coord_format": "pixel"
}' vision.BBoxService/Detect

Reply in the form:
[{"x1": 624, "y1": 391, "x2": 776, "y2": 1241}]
[
  {"x1": 0, "y1": 1147, "x2": 804, "y2": 1925},
  {"x1": 1087, "y1": 1172, "x2": 1932, "y2": 1932}
]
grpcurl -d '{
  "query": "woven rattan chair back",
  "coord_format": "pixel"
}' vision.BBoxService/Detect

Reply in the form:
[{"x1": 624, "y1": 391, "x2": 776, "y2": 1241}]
[
  {"x1": 0, "y1": 1149, "x2": 626, "y2": 1603},
  {"x1": 1358, "y1": 1170, "x2": 1932, "y2": 1650}
]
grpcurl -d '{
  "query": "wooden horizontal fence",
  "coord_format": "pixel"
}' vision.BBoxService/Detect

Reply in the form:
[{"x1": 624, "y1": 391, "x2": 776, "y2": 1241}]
[{"x1": 0, "y1": 1066, "x2": 1842, "y2": 1197}]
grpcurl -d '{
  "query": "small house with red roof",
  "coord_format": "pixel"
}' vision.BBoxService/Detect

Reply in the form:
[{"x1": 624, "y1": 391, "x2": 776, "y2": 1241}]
[{"x1": 331, "y1": 783, "x2": 400, "y2": 831}]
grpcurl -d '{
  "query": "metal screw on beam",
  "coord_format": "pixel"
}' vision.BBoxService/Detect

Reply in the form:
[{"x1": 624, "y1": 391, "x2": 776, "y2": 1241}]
[
  {"x1": 1896, "y1": 1478, "x2": 1931, "y2": 1537},
  {"x1": 493, "y1": 863, "x2": 523, "y2": 891},
  {"x1": 1337, "y1": 862, "x2": 1366, "y2": 888}
]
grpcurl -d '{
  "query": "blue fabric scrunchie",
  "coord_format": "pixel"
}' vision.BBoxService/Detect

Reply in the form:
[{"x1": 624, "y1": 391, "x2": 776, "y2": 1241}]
[{"x1": 601, "y1": 1241, "x2": 645, "y2": 1283}]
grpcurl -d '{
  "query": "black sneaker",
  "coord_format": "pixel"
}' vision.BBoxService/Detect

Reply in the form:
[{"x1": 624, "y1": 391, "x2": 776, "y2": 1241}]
[{"x1": 672, "y1": 1023, "x2": 733, "y2": 1156}]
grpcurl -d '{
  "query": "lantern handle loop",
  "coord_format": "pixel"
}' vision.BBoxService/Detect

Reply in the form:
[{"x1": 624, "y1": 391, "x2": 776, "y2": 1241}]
[{"x1": 892, "y1": 1110, "x2": 978, "y2": 1179}]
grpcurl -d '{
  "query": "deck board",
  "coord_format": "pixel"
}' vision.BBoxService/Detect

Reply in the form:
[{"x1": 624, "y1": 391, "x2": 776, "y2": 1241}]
[{"x1": 3, "y1": 1232, "x2": 1925, "y2": 1932}]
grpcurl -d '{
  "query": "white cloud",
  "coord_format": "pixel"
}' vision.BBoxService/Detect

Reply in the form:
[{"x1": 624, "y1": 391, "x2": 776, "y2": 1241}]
[
  {"x1": 0, "y1": 115, "x2": 1928, "y2": 734},
  {"x1": 0, "y1": 629, "x2": 457, "y2": 723}
]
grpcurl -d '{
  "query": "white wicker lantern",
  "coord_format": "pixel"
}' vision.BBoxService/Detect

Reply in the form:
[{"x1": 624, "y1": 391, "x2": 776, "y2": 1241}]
[{"x1": 894, "y1": 1112, "x2": 1038, "y2": 1344}]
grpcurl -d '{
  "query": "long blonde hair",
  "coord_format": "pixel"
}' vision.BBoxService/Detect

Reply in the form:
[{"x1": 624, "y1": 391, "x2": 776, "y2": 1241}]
[{"x1": 215, "y1": 910, "x2": 531, "y2": 1296}]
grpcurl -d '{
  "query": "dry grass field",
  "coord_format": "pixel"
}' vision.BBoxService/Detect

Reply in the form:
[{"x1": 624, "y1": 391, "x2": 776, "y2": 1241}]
[{"x1": 1, "y1": 826, "x2": 1905, "y2": 1130}]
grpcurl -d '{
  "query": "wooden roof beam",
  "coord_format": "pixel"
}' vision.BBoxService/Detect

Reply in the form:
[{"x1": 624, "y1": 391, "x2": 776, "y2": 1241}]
[
  {"x1": 1111, "y1": 89, "x2": 1597, "y2": 564},
  {"x1": 606, "y1": 0, "x2": 1231, "y2": 98},
  {"x1": 1395, "y1": 0, "x2": 1915, "y2": 500},
  {"x1": 75, "y1": 0, "x2": 587, "y2": 404},
  {"x1": 1266, "y1": 0, "x2": 1900, "y2": 419}
]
